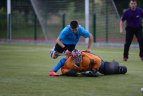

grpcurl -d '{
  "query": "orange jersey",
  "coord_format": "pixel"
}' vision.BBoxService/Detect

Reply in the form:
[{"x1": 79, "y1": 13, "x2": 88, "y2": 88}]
[{"x1": 61, "y1": 52, "x2": 102, "y2": 74}]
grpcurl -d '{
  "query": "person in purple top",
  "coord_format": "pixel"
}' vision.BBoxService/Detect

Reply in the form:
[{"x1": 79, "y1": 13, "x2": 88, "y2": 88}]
[{"x1": 120, "y1": 0, "x2": 143, "y2": 61}]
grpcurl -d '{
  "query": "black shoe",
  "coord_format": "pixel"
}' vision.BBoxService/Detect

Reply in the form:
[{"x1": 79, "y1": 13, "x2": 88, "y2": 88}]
[{"x1": 123, "y1": 58, "x2": 128, "y2": 61}]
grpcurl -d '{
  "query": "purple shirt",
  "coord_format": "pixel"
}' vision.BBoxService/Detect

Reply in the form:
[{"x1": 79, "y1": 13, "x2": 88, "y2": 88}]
[{"x1": 121, "y1": 7, "x2": 143, "y2": 28}]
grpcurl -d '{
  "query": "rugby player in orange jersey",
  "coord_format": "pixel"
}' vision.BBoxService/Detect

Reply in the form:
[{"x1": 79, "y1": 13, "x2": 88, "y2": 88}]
[{"x1": 49, "y1": 49, "x2": 127, "y2": 77}]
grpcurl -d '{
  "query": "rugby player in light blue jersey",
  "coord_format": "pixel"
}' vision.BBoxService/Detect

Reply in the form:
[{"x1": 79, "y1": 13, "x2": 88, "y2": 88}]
[{"x1": 50, "y1": 20, "x2": 93, "y2": 59}]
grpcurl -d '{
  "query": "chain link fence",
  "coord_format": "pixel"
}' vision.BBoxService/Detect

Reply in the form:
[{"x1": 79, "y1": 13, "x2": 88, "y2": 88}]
[{"x1": 0, "y1": 0, "x2": 127, "y2": 44}]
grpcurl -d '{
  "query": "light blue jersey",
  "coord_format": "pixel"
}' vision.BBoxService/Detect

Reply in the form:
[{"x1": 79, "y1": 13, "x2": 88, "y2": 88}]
[{"x1": 58, "y1": 25, "x2": 90, "y2": 44}]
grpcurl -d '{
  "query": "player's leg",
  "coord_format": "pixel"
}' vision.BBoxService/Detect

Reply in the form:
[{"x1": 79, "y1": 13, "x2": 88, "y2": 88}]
[
  {"x1": 101, "y1": 60, "x2": 127, "y2": 75},
  {"x1": 49, "y1": 44, "x2": 76, "y2": 76},
  {"x1": 50, "y1": 43, "x2": 66, "y2": 59},
  {"x1": 49, "y1": 58, "x2": 67, "y2": 76},
  {"x1": 124, "y1": 27, "x2": 134, "y2": 61},
  {"x1": 118, "y1": 65, "x2": 127, "y2": 74},
  {"x1": 134, "y1": 27, "x2": 143, "y2": 60},
  {"x1": 64, "y1": 44, "x2": 76, "y2": 51},
  {"x1": 50, "y1": 47, "x2": 58, "y2": 59},
  {"x1": 50, "y1": 44, "x2": 76, "y2": 59}
]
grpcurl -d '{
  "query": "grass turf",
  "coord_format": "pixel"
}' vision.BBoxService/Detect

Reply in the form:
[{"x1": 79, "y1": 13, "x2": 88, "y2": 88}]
[{"x1": 0, "y1": 43, "x2": 143, "y2": 96}]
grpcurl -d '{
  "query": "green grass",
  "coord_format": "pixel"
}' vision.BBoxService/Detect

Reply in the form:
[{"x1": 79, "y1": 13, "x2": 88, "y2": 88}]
[{"x1": 0, "y1": 43, "x2": 143, "y2": 96}]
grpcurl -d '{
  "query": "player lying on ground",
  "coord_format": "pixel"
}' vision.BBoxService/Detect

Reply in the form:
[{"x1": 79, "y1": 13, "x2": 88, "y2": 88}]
[{"x1": 49, "y1": 49, "x2": 127, "y2": 77}]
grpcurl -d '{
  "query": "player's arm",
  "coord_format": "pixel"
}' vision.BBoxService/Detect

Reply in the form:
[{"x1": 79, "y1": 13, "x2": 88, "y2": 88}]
[
  {"x1": 61, "y1": 66, "x2": 78, "y2": 76},
  {"x1": 56, "y1": 29, "x2": 68, "y2": 49},
  {"x1": 119, "y1": 20, "x2": 124, "y2": 34},
  {"x1": 81, "y1": 70, "x2": 98, "y2": 77},
  {"x1": 141, "y1": 8, "x2": 143, "y2": 18},
  {"x1": 64, "y1": 70, "x2": 78, "y2": 76},
  {"x1": 56, "y1": 38, "x2": 66, "y2": 48},
  {"x1": 62, "y1": 69, "x2": 98, "y2": 77},
  {"x1": 61, "y1": 57, "x2": 78, "y2": 76},
  {"x1": 87, "y1": 33, "x2": 93, "y2": 52},
  {"x1": 120, "y1": 11, "x2": 127, "y2": 34},
  {"x1": 80, "y1": 26, "x2": 93, "y2": 52}
]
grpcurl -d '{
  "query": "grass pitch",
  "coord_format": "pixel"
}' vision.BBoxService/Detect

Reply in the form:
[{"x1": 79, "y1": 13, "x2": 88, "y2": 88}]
[{"x1": 0, "y1": 43, "x2": 143, "y2": 96}]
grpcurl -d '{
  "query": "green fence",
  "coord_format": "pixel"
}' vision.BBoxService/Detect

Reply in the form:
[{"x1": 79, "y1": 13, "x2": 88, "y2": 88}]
[
  {"x1": 0, "y1": 8, "x2": 7, "y2": 39},
  {"x1": 0, "y1": 0, "x2": 128, "y2": 43}
]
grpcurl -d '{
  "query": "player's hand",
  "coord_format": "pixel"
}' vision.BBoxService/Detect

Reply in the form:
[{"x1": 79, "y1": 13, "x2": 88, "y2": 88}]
[
  {"x1": 65, "y1": 50, "x2": 72, "y2": 57},
  {"x1": 81, "y1": 69, "x2": 98, "y2": 77},
  {"x1": 120, "y1": 28, "x2": 125, "y2": 34},
  {"x1": 83, "y1": 49, "x2": 91, "y2": 53}
]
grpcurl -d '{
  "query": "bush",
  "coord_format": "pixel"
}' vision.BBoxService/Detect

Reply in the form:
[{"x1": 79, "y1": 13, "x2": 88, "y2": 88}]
[
  {"x1": 0, "y1": 8, "x2": 6, "y2": 29},
  {"x1": 0, "y1": 8, "x2": 7, "y2": 38}
]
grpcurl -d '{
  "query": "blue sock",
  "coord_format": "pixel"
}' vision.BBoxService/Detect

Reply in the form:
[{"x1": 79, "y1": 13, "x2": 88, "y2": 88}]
[{"x1": 52, "y1": 58, "x2": 66, "y2": 72}]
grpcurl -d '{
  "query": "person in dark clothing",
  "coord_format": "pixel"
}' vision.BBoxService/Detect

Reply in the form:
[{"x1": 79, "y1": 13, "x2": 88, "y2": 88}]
[{"x1": 120, "y1": 0, "x2": 143, "y2": 61}]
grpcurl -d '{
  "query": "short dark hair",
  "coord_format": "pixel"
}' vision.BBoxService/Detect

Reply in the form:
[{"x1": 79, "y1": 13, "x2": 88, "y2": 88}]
[{"x1": 70, "y1": 21, "x2": 78, "y2": 29}]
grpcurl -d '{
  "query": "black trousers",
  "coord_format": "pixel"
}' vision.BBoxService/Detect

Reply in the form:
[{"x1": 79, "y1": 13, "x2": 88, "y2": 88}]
[{"x1": 124, "y1": 26, "x2": 143, "y2": 58}]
